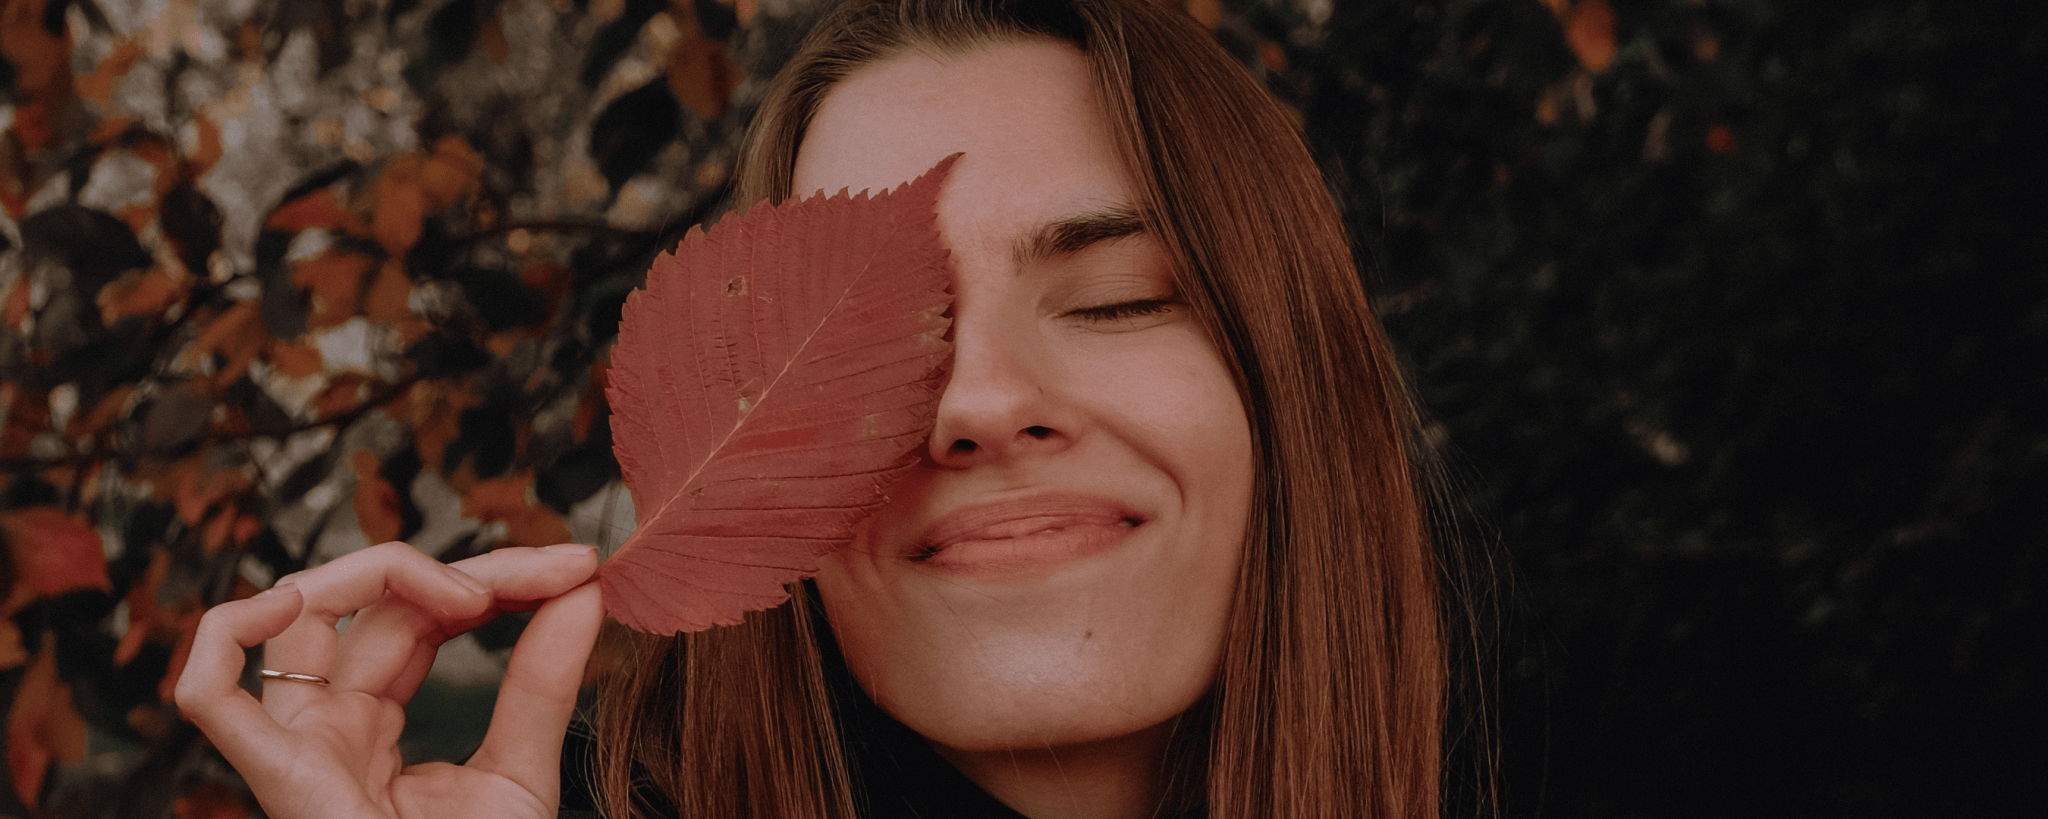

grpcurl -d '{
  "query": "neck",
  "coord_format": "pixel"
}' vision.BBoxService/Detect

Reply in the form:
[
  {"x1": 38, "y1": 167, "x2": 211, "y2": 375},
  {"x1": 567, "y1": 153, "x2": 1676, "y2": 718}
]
[{"x1": 932, "y1": 721, "x2": 1178, "y2": 819}]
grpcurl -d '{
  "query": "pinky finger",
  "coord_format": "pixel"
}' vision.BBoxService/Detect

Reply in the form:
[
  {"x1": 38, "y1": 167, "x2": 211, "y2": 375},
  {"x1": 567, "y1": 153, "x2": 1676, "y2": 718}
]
[{"x1": 174, "y1": 588, "x2": 303, "y2": 768}]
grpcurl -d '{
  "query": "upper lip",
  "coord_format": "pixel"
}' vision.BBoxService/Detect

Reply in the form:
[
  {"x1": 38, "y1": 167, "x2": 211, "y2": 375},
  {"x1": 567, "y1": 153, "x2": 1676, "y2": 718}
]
[{"x1": 910, "y1": 492, "x2": 1145, "y2": 559}]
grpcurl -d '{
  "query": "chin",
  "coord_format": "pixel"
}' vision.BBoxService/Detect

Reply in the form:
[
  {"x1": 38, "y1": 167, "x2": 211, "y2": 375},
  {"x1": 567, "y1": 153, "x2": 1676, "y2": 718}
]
[
  {"x1": 833, "y1": 617, "x2": 1221, "y2": 754},
  {"x1": 879, "y1": 679, "x2": 1187, "y2": 754}
]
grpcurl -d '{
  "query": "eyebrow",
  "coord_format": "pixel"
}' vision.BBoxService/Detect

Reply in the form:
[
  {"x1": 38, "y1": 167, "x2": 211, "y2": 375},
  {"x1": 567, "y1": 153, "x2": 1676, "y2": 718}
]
[{"x1": 1011, "y1": 206, "x2": 1150, "y2": 268}]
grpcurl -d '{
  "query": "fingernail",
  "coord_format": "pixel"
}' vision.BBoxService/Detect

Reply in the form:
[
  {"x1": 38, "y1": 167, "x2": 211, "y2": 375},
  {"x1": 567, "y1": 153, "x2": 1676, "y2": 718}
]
[
  {"x1": 542, "y1": 543, "x2": 596, "y2": 556},
  {"x1": 449, "y1": 570, "x2": 489, "y2": 595},
  {"x1": 254, "y1": 579, "x2": 297, "y2": 598}
]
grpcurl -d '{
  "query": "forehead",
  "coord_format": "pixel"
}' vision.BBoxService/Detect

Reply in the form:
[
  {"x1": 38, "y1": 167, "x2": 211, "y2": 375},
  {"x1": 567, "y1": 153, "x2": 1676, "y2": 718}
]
[{"x1": 791, "y1": 39, "x2": 1136, "y2": 235}]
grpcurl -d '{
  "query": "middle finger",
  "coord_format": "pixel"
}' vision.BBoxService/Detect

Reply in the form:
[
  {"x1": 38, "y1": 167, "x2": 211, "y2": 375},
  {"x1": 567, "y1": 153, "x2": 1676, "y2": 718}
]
[
  {"x1": 328, "y1": 544, "x2": 601, "y2": 700},
  {"x1": 261, "y1": 542, "x2": 491, "y2": 720}
]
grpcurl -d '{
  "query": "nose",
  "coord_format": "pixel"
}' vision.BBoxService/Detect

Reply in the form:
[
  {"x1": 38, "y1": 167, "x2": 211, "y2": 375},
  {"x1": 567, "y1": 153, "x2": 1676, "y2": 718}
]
[{"x1": 927, "y1": 320, "x2": 1072, "y2": 467}]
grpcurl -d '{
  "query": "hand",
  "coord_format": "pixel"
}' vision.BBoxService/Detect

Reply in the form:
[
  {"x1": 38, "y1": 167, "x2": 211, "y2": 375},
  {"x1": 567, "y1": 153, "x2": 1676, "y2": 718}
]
[{"x1": 174, "y1": 541, "x2": 605, "y2": 819}]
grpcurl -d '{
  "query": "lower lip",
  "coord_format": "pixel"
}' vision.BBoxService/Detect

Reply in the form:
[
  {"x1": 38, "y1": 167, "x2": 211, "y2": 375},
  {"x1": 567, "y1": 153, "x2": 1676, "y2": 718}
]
[{"x1": 917, "y1": 516, "x2": 1137, "y2": 577}]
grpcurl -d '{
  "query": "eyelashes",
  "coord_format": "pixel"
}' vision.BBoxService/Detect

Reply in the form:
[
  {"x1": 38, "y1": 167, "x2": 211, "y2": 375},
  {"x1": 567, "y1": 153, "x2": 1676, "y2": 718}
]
[{"x1": 1061, "y1": 299, "x2": 1178, "y2": 322}]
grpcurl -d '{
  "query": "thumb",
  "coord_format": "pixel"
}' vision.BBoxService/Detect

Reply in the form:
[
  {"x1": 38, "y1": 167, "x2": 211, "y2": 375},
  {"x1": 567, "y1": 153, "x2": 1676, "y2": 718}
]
[{"x1": 464, "y1": 581, "x2": 604, "y2": 796}]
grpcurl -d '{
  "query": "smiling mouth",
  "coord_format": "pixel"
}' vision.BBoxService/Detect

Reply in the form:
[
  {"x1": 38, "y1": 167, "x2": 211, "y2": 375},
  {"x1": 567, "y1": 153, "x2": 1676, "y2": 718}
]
[{"x1": 909, "y1": 496, "x2": 1145, "y2": 576}]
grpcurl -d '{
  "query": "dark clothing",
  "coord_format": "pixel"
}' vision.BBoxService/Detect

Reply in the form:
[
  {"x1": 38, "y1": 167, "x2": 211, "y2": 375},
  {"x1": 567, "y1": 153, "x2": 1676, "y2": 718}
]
[{"x1": 558, "y1": 705, "x2": 1204, "y2": 818}]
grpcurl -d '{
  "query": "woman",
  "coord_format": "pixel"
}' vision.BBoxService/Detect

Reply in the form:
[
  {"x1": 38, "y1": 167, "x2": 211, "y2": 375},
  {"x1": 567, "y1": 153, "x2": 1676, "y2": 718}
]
[{"x1": 174, "y1": 1, "x2": 1452, "y2": 817}]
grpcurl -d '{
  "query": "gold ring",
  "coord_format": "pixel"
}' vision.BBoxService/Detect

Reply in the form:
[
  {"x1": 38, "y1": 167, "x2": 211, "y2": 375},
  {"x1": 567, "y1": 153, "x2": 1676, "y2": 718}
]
[{"x1": 259, "y1": 669, "x2": 331, "y2": 685}]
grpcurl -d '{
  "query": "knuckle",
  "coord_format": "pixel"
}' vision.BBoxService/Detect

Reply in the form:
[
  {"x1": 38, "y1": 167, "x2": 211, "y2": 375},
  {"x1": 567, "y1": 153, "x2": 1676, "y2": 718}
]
[{"x1": 171, "y1": 673, "x2": 203, "y2": 712}]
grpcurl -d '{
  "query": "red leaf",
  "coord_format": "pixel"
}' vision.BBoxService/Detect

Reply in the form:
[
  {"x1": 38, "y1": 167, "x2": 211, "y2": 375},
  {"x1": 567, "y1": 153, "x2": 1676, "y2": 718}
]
[
  {"x1": 264, "y1": 189, "x2": 356, "y2": 233},
  {"x1": 1, "y1": 507, "x2": 111, "y2": 600},
  {"x1": 6, "y1": 640, "x2": 87, "y2": 811},
  {"x1": 597, "y1": 154, "x2": 958, "y2": 634},
  {"x1": 1566, "y1": 0, "x2": 1618, "y2": 73},
  {"x1": 173, "y1": 780, "x2": 252, "y2": 819}
]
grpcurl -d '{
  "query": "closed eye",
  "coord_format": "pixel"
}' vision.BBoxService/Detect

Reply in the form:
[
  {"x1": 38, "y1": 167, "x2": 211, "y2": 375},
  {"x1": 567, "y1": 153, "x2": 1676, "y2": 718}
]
[{"x1": 1062, "y1": 299, "x2": 1178, "y2": 322}]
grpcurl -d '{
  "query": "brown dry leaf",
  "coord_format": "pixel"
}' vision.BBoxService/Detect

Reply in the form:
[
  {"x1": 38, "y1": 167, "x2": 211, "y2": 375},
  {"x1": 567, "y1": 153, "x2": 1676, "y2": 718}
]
[
  {"x1": 97, "y1": 267, "x2": 187, "y2": 323},
  {"x1": 0, "y1": 388, "x2": 50, "y2": 460},
  {"x1": 183, "y1": 300, "x2": 270, "y2": 386},
  {"x1": 0, "y1": 619, "x2": 26, "y2": 670},
  {"x1": 0, "y1": 0, "x2": 70, "y2": 97},
  {"x1": 398, "y1": 381, "x2": 481, "y2": 470},
  {"x1": 312, "y1": 372, "x2": 371, "y2": 419},
  {"x1": 486, "y1": 328, "x2": 539, "y2": 358},
  {"x1": 352, "y1": 450, "x2": 404, "y2": 544},
  {"x1": 1707, "y1": 123, "x2": 1737, "y2": 153},
  {"x1": 733, "y1": 0, "x2": 757, "y2": 26},
  {"x1": 464, "y1": 473, "x2": 573, "y2": 549},
  {"x1": 203, "y1": 510, "x2": 262, "y2": 555},
  {"x1": 291, "y1": 249, "x2": 374, "y2": 330},
  {"x1": 88, "y1": 114, "x2": 137, "y2": 146},
  {"x1": 666, "y1": 27, "x2": 738, "y2": 120},
  {"x1": 114, "y1": 547, "x2": 170, "y2": 665},
  {"x1": 1566, "y1": 0, "x2": 1617, "y2": 73},
  {"x1": 184, "y1": 112, "x2": 224, "y2": 180},
  {"x1": 1258, "y1": 41, "x2": 1287, "y2": 72},
  {"x1": 0, "y1": 0, "x2": 73, "y2": 152},
  {"x1": 265, "y1": 188, "x2": 359, "y2": 233},
  {"x1": 522, "y1": 263, "x2": 571, "y2": 318},
  {"x1": 1, "y1": 273, "x2": 32, "y2": 327},
  {"x1": 232, "y1": 514, "x2": 261, "y2": 547},
  {"x1": 363, "y1": 260, "x2": 413, "y2": 324},
  {"x1": 10, "y1": 96, "x2": 62, "y2": 152},
  {"x1": 575, "y1": 355, "x2": 611, "y2": 441},
  {"x1": 76, "y1": 38, "x2": 144, "y2": 104},
  {"x1": 171, "y1": 457, "x2": 252, "y2": 527},
  {"x1": 0, "y1": 138, "x2": 30, "y2": 218},
  {"x1": 6, "y1": 640, "x2": 89, "y2": 811},
  {"x1": 391, "y1": 318, "x2": 434, "y2": 347},
  {"x1": 371, "y1": 176, "x2": 428, "y2": 257},
  {"x1": 1540, "y1": 0, "x2": 1571, "y2": 17},
  {"x1": 199, "y1": 506, "x2": 237, "y2": 554},
  {"x1": 1182, "y1": 0, "x2": 1222, "y2": 29},
  {"x1": 421, "y1": 136, "x2": 483, "y2": 210},
  {"x1": 66, "y1": 384, "x2": 133, "y2": 440},
  {"x1": 129, "y1": 133, "x2": 184, "y2": 201},
  {"x1": 267, "y1": 339, "x2": 326, "y2": 378},
  {"x1": 479, "y1": 9, "x2": 510, "y2": 64},
  {"x1": 45, "y1": 462, "x2": 106, "y2": 508}
]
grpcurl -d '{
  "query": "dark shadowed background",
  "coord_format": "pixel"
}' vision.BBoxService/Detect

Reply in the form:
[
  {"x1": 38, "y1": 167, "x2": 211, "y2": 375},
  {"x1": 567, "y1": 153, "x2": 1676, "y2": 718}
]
[{"x1": 0, "y1": 0, "x2": 2040, "y2": 817}]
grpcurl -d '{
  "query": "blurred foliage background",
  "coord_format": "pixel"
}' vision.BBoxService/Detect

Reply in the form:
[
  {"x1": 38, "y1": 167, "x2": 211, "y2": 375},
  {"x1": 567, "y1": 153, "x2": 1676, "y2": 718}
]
[{"x1": 0, "y1": 0, "x2": 2039, "y2": 817}]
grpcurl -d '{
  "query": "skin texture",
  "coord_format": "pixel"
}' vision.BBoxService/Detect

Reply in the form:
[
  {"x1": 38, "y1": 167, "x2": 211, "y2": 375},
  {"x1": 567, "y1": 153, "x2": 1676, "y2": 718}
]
[{"x1": 800, "y1": 41, "x2": 1254, "y2": 819}]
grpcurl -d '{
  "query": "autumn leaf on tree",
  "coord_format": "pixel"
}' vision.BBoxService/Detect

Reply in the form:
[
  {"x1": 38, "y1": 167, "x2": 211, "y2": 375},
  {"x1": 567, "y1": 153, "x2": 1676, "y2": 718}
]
[
  {"x1": 6, "y1": 642, "x2": 88, "y2": 812},
  {"x1": 598, "y1": 154, "x2": 959, "y2": 634},
  {"x1": 0, "y1": 507, "x2": 111, "y2": 605},
  {"x1": 1560, "y1": 0, "x2": 1618, "y2": 73},
  {"x1": 462, "y1": 472, "x2": 572, "y2": 550}
]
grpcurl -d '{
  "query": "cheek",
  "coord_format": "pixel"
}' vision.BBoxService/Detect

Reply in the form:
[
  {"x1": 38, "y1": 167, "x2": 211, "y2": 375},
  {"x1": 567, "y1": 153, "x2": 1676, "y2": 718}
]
[
  {"x1": 811, "y1": 541, "x2": 901, "y2": 690},
  {"x1": 1080, "y1": 327, "x2": 1253, "y2": 487}
]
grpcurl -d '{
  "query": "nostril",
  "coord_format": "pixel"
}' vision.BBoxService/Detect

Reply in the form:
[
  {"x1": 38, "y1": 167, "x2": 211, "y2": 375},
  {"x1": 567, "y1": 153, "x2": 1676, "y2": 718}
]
[
  {"x1": 1023, "y1": 425, "x2": 1052, "y2": 439},
  {"x1": 951, "y1": 439, "x2": 979, "y2": 453}
]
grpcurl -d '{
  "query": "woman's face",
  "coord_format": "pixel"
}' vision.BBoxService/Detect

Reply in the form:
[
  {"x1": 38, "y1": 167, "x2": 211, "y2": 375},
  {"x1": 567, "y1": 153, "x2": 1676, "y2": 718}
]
[{"x1": 800, "y1": 41, "x2": 1253, "y2": 757}]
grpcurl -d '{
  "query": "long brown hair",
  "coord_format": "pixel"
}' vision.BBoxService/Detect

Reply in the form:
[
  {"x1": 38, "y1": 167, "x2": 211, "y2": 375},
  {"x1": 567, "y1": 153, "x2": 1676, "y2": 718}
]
[{"x1": 596, "y1": 1, "x2": 1449, "y2": 816}]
